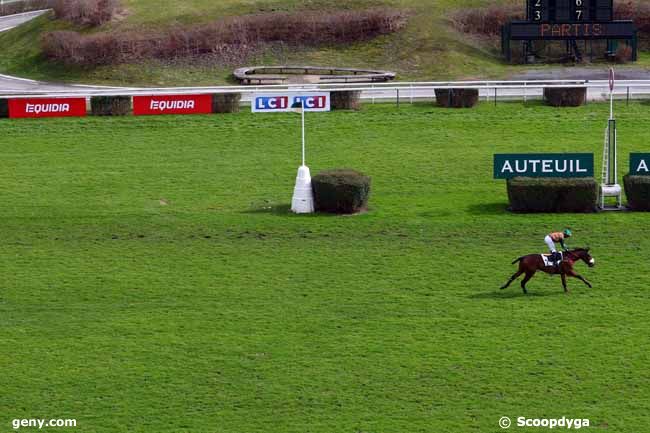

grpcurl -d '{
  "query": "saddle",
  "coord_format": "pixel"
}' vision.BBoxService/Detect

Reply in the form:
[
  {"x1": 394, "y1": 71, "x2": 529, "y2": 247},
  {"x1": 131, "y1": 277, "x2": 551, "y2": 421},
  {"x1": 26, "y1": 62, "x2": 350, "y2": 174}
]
[{"x1": 542, "y1": 252, "x2": 563, "y2": 268}]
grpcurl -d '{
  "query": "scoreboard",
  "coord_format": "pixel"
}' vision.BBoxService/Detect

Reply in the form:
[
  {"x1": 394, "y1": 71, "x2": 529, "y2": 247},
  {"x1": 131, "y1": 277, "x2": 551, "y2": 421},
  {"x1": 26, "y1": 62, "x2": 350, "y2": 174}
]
[
  {"x1": 502, "y1": 0, "x2": 637, "y2": 62},
  {"x1": 527, "y1": 0, "x2": 613, "y2": 23}
]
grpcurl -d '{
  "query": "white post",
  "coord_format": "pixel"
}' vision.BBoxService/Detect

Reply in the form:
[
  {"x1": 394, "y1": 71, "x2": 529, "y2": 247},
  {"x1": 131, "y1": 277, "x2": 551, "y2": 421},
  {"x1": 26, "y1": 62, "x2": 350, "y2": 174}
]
[
  {"x1": 301, "y1": 107, "x2": 305, "y2": 166},
  {"x1": 291, "y1": 102, "x2": 314, "y2": 214}
]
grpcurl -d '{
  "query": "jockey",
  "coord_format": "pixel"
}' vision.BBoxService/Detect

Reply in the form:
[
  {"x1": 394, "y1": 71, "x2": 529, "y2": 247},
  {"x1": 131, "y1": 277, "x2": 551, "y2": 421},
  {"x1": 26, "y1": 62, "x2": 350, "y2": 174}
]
[{"x1": 544, "y1": 229, "x2": 572, "y2": 267}]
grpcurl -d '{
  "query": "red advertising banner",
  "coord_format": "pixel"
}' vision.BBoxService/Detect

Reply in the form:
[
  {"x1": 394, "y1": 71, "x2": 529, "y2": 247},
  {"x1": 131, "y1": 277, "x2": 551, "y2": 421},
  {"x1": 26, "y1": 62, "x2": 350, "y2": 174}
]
[
  {"x1": 133, "y1": 94, "x2": 212, "y2": 116},
  {"x1": 9, "y1": 97, "x2": 87, "y2": 118}
]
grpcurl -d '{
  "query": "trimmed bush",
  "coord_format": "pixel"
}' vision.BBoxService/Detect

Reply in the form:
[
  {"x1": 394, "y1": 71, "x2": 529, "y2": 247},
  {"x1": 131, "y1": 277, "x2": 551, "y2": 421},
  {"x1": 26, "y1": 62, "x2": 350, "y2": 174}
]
[
  {"x1": 624, "y1": 174, "x2": 650, "y2": 211},
  {"x1": 331, "y1": 91, "x2": 361, "y2": 110},
  {"x1": 507, "y1": 177, "x2": 598, "y2": 213},
  {"x1": 543, "y1": 87, "x2": 586, "y2": 107},
  {"x1": 212, "y1": 93, "x2": 241, "y2": 113},
  {"x1": 90, "y1": 96, "x2": 131, "y2": 116},
  {"x1": 435, "y1": 88, "x2": 479, "y2": 108},
  {"x1": 0, "y1": 99, "x2": 8, "y2": 118},
  {"x1": 312, "y1": 169, "x2": 371, "y2": 214}
]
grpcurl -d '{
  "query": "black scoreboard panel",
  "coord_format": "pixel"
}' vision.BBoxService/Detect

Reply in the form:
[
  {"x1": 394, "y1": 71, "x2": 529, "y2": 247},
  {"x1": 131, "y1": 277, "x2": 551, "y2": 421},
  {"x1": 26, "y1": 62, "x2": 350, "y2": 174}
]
[
  {"x1": 528, "y1": 0, "x2": 613, "y2": 22},
  {"x1": 509, "y1": 20, "x2": 636, "y2": 39}
]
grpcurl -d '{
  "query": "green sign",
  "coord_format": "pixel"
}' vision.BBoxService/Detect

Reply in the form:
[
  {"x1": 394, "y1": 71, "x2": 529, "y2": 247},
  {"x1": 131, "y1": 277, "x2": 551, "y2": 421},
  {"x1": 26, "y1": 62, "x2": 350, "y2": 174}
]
[
  {"x1": 630, "y1": 153, "x2": 650, "y2": 175},
  {"x1": 494, "y1": 153, "x2": 594, "y2": 179}
]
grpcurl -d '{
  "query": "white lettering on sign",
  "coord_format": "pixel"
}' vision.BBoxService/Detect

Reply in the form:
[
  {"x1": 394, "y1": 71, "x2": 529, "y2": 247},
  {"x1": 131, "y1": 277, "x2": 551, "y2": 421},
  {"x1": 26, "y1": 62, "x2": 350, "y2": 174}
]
[
  {"x1": 500, "y1": 160, "x2": 588, "y2": 174},
  {"x1": 25, "y1": 103, "x2": 70, "y2": 114},
  {"x1": 637, "y1": 159, "x2": 649, "y2": 173},
  {"x1": 150, "y1": 100, "x2": 196, "y2": 111}
]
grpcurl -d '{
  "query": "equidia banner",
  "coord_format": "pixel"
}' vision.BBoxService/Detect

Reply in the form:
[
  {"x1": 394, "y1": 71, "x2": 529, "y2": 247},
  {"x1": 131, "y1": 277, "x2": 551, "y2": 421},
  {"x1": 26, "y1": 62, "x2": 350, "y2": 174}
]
[
  {"x1": 252, "y1": 93, "x2": 331, "y2": 113},
  {"x1": 9, "y1": 97, "x2": 87, "y2": 118},
  {"x1": 133, "y1": 94, "x2": 212, "y2": 116}
]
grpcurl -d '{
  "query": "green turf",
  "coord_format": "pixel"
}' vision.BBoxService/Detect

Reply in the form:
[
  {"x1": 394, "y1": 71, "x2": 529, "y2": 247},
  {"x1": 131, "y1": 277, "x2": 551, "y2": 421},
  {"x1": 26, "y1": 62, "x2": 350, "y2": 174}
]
[
  {"x1": 2, "y1": 0, "x2": 647, "y2": 86},
  {"x1": 1, "y1": 102, "x2": 649, "y2": 432}
]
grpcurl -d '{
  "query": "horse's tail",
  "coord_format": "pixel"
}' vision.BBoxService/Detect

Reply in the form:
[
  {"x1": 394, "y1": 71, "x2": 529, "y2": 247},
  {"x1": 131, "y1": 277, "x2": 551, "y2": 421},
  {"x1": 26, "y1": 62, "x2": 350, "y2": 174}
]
[{"x1": 511, "y1": 256, "x2": 525, "y2": 265}]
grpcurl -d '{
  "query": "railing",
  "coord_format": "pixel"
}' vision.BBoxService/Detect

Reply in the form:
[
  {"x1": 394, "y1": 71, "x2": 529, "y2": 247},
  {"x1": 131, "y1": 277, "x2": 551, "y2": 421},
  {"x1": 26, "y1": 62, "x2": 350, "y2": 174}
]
[{"x1": 2, "y1": 79, "x2": 650, "y2": 104}]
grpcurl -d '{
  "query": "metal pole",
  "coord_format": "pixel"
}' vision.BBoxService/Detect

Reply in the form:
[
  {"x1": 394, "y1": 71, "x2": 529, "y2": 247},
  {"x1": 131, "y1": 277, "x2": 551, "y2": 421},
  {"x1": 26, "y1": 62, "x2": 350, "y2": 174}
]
[
  {"x1": 610, "y1": 85, "x2": 614, "y2": 120},
  {"x1": 301, "y1": 107, "x2": 305, "y2": 166},
  {"x1": 396, "y1": 88, "x2": 400, "y2": 108},
  {"x1": 494, "y1": 88, "x2": 497, "y2": 106},
  {"x1": 627, "y1": 86, "x2": 630, "y2": 106}
]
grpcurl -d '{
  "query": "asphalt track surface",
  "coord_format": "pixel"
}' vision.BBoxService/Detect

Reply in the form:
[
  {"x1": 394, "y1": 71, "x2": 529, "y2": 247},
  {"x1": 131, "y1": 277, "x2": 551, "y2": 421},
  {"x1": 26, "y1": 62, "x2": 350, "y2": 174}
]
[
  {"x1": 1, "y1": 11, "x2": 650, "y2": 101},
  {"x1": 0, "y1": 10, "x2": 123, "y2": 93}
]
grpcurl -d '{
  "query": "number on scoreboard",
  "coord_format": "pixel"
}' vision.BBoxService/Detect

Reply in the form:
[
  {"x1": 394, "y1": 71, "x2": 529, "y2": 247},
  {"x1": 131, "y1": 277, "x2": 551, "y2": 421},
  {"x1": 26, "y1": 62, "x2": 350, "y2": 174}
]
[{"x1": 527, "y1": 0, "x2": 612, "y2": 22}]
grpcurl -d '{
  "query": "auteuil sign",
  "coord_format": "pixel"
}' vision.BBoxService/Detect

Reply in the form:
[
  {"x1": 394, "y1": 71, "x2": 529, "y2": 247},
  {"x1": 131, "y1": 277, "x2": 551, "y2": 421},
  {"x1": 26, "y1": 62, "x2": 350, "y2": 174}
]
[
  {"x1": 494, "y1": 154, "x2": 594, "y2": 179},
  {"x1": 630, "y1": 154, "x2": 650, "y2": 175}
]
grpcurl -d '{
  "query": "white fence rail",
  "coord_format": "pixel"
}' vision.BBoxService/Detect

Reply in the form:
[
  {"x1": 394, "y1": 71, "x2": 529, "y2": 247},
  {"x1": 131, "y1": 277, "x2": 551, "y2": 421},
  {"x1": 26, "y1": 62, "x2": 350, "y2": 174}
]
[{"x1": 2, "y1": 79, "x2": 650, "y2": 103}]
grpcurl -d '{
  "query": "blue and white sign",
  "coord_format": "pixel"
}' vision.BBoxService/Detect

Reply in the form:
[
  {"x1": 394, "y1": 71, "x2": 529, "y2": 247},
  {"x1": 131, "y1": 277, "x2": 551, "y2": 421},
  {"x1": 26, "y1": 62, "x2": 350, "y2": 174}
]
[{"x1": 252, "y1": 93, "x2": 331, "y2": 113}]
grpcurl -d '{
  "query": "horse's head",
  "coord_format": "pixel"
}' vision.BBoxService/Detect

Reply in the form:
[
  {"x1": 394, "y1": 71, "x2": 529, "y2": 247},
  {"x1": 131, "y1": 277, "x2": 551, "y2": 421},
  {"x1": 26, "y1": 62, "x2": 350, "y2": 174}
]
[{"x1": 569, "y1": 248, "x2": 595, "y2": 267}]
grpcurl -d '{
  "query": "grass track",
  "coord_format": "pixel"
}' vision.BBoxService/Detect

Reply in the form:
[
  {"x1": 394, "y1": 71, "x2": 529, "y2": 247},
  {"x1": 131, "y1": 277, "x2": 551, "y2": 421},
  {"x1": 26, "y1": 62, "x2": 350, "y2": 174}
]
[{"x1": 1, "y1": 103, "x2": 650, "y2": 432}]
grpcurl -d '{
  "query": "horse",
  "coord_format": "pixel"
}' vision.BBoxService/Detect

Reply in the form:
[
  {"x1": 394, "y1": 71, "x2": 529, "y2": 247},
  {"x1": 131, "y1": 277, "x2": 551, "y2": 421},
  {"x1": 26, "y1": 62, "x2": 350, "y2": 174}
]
[{"x1": 500, "y1": 248, "x2": 595, "y2": 294}]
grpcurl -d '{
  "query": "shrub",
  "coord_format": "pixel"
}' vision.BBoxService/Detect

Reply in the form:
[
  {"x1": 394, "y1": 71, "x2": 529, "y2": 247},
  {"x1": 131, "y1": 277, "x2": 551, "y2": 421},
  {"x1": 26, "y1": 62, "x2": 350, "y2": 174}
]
[
  {"x1": 615, "y1": 44, "x2": 633, "y2": 63},
  {"x1": 543, "y1": 87, "x2": 586, "y2": 107},
  {"x1": 90, "y1": 96, "x2": 130, "y2": 116},
  {"x1": 615, "y1": 1, "x2": 650, "y2": 40},
  {"x1": 0, "y1": 99, "x2": 8, "y2": 118},
  {"x1": 0, "y1": 0, "x2": 53, "y2": 17},
  {"x1": 451, "y1": 3, "x2": 524, "y2": 36},
  {"x1": 434, "y1": 88, "x2": 479, "y2": 108},
  {"x1": 212, "y1": 93, "x2": 241, "y2": 113},
  {"x1": 42, "y1": 8, "x2": 407, "y2": 66},
  {"x1": 331, "y1": 91, "x2": 361, "y2": 110},
  {"x1": 507, "y1": 177, "x2": 598, "y2": 213},
  {"x1": 52, "y1": 0, "x2": 120, "y2": 26},
  {"x1": 312, "y1": 169, "x2": 371, "y2": 214},
  {"x1": 624, "y1": 174, "x2": 650, "y2": 210}
]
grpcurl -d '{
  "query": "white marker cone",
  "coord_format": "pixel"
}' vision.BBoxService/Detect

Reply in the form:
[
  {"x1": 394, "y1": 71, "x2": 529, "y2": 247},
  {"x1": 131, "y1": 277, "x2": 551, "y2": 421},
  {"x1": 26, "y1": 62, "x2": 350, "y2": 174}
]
[{"x1": 291, "y1": 165, "x2": 315, "y2": 214}]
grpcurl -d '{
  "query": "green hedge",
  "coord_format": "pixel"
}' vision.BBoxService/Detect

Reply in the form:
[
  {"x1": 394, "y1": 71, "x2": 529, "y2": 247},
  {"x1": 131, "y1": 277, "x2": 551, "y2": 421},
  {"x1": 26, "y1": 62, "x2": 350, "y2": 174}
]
[
  {"x1": 312, "y1": 169, "x2": 371, "y2": 214},
  {"x1": 507, "y1": 177, "x2": 598, "y2": 213},
  {"x1": 0, "y1": 99, "x2": 7, "y2": 118},
  {"x1": 543, "y1": 87, "x2": 586, "y2": 107},
  {"x1": 331, "y1": 91, "x2": 361, "y2": 110},
  {"x1": 624, "y1": 174, "x2": 650, "y2": 211},
  {"x1": 434, "y1": 88, "x2": 479, "y2": 108},
  {"x1": 91, "y1": 96, "x2": 131, "y2": 116},
  {"x1": 212, "y1": 93, "x2": 241, "y2": 113}
]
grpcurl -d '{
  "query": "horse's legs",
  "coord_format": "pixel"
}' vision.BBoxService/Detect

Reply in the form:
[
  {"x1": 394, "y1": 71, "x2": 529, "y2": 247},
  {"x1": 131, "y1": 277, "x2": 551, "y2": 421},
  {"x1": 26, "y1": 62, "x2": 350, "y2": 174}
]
[
  {"x1": 520, "y1": 271, "x2": 534, "y2": 294},
  {"x1": 500, "y1": 270, "x2": 523, "y2": 290},
  {"x1": 567, "y1": 269, "x2": 592, "y2": 288},
  {"x1": 561, "y1": 273, "x2": 568, "y2": 293}
]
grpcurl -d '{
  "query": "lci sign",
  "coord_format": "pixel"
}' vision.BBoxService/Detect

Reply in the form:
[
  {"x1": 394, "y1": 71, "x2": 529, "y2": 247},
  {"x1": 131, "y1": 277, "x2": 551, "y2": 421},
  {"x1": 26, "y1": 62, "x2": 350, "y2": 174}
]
[
  {"x1": 630, "y1": 153, "x2": 650, "y2": 175},
  {"x1": 494, "y1": 154, "x2": 594, "y2": 179},
  {"x1": 252, "y1": 93, "x2": 330, "y2": 113}
]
